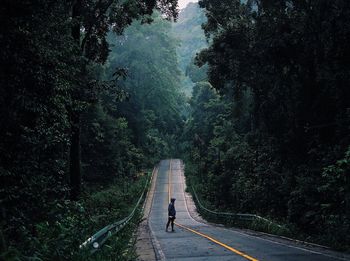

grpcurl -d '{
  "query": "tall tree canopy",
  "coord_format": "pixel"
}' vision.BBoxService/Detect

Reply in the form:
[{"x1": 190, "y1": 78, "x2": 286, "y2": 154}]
[
  {"x1": 0, "y1": 0, "x2": 180, "y2": 258},
  {"x1": 105, "y1": 15, "x2": 186, "y2": 161},
  {"x1": 181, "y1": 0, "x2": 350, "y2": 248}
]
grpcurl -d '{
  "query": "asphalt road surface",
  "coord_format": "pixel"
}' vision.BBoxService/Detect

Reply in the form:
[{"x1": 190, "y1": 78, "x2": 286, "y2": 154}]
[{"x1": 148, "y1": 159, "x2": 348, "y2": 261}]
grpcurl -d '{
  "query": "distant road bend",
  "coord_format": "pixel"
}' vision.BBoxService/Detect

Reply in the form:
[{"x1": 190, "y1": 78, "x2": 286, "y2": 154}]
[{"x1": 141, "y1": 159, "x2": 348, "y2": 261}]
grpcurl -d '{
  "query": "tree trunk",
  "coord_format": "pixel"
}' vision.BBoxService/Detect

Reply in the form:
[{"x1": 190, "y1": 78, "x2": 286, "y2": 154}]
[
  {"x1": 0, "y1": 227, "x2": 6, "y2": 253},
  {"x1": 71, "y1": 0, "x2": 82, "y2": 43},
  {"x1": 345, "y1": 162, "x2": 350, "y2": 224},
  {"x1": 69, "y1": 0, "x2": 82, "y2": 200}
]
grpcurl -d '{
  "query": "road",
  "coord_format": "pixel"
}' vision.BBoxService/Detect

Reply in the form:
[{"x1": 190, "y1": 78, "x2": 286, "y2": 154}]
[{"x1": 147, "y1": 159, "x2": 348, "y2": 261}]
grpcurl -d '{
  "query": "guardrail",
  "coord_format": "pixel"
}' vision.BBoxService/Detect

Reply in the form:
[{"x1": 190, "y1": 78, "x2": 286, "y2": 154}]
[
  {"x1": 191, "y1": 185, "x2": 284, "y2": 229},
  {"x1": 79, "y1": 172, "x2": 151, "y2": 254}
]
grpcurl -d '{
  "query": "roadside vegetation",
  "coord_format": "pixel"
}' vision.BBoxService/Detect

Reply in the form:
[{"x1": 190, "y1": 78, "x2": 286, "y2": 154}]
[
  {"x1": 180, "y1": 0, "x2": 350, "y2": 250},
  {"x1": 0, "y1": 1, "x2": 183, "y2": 259},
  {"x1": 1, "y1": 0, "x2": 350, "y2": 259},
  {"x1": 2, "y1": 176, "x2": 146, "y2": 260}
]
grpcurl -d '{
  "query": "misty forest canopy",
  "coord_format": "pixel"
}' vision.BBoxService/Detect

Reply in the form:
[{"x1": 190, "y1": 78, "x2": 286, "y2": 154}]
[
  {"x1": 172, "y1": 2, "x2": 209, "y2": 94},
  {"x1": 0, "y1": 0, "x2": 350, "y2": 259}
]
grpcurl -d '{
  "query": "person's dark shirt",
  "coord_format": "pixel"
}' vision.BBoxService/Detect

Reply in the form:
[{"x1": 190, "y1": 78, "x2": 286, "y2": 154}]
[{"x1": 168, "y1": 202, "x2": 176, "y2": 217}]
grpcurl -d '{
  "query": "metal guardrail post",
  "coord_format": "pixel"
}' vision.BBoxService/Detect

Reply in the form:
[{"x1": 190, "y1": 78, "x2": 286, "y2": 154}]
[{"x1": 79, "y1": 171, "x2": 152, "y2": 254}]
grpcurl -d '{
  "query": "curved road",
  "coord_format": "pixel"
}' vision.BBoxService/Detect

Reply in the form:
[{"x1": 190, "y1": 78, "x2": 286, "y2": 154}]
[{"x1": 147, "y1": 159, "x2": 347, "y2": 261}]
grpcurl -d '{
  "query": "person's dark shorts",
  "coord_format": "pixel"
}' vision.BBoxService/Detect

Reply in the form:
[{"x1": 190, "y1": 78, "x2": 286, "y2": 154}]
[{"x1": 168, "y1": 216, "x2": 175, "y2": 221}]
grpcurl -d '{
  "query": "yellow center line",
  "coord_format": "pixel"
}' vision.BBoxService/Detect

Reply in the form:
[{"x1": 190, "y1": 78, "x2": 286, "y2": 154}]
[
  {"x1": 168, "y1": 160, "x2": 259, "y2": 261},
  {"x1": 168, "y1": 159, "x2": 172, "y2": 201},
  {"x1": 175, "y1": 223, "x2": 259, "y2": 261}
]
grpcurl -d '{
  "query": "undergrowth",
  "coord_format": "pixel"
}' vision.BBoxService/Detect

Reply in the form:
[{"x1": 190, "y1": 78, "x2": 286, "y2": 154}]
[
  {"x1": 1, "y1": 175, "x2": 148, "y2": 261},
  {"x1": 184, "y1": 162, "x2": 348, "y2": 251}
]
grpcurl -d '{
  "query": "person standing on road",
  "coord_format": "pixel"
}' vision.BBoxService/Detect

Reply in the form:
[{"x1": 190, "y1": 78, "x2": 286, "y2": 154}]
[{"x1": 166, "y1": 198, "x2": 176, "y2": 232}]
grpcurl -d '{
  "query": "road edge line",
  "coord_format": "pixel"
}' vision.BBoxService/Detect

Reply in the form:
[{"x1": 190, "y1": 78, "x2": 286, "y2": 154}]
[
  {"x1": 148, "y1": 165, "x2": 166, "y2": 261},
  {"x1": 136, "y1": 165, "x2": 166, "y2": 261}
]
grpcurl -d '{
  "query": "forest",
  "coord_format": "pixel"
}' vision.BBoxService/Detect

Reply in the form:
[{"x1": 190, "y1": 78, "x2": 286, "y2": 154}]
[
  {"x1": 183, "y1": 0, "x2": 350, "y2": 249},
  {"x1": 1, "y1": 0, "x2": 349, "y2": 260}
]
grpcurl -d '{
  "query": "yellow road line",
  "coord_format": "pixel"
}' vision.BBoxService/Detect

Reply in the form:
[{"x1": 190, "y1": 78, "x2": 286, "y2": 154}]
[
  {"x1": 175, "y1": 222, "x2": 259, "y2": 261},
  {"x1": 168, "y1": 160, "x2": 259, "y2": 261},
  {"x1": 168, "y1": 159, "x2": 172, "y2": 202}
]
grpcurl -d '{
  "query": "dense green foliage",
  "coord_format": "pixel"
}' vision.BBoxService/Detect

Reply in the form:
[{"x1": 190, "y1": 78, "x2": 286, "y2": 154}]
[
  {"x1": 172, "y1": 2, "x2": 208, "y2": 94},
  {"x1": 81, "y1": 104, "x2": 143, "y2": 182},
  {"x1": 172, "y1": 3, "x2": 207, "y2": 71},
  {"x1": 182, "y1": 0, "x2": 350, "y2": 249},
  {"x1": 103, "y1": 15, "x2": 186, "y2": 163},
  {"x1": 0, "y1": 0, "x2": 181, "y2": 259},
  {"x1": 2, "y1": 0, "x2": 350, "y2": 257}
]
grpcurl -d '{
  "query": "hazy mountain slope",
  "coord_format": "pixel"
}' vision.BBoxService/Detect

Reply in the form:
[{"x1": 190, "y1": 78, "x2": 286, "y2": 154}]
[{"x1": 172, "y1": 2, "x2": 207, "y2": 94}]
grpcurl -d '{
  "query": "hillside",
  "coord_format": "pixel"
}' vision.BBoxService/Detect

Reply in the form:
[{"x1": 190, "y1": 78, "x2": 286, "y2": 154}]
[{"x1": 172, "y1": 2, "x2": 207, "y2": 94}]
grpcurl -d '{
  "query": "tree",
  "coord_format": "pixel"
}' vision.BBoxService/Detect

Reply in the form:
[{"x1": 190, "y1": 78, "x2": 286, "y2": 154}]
[
  {"x1": 0, "y1": 1, "x2": 77, "y2": 256},
  {"x1": 172, "y1": 2, "x2": 208, "y2": 93},
  {"x1": 0, "y1": 0, "x2": 180, "y2": 256},
  {"x1": 68, "y1": 0, "x2": 179, "y2": 199},
  {"x1": 104, "y1": 13, "x2": 185, "y2": 164},
  {"x1": 186, "y1": 0, "x2": 350, "y2": 246}
]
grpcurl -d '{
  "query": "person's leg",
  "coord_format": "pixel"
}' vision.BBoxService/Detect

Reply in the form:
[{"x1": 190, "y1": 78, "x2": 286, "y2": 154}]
[
  {"x1": 166, "y1": 217, "x2": 170, "y2": 231},
  {"x1": 171, "y1": 218, "x2": 174, "y2": 231}
]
